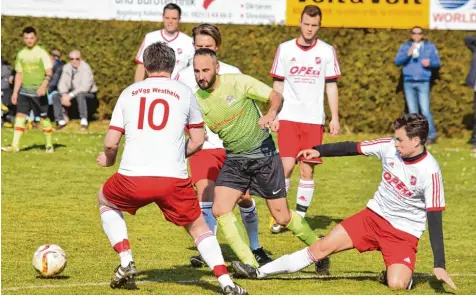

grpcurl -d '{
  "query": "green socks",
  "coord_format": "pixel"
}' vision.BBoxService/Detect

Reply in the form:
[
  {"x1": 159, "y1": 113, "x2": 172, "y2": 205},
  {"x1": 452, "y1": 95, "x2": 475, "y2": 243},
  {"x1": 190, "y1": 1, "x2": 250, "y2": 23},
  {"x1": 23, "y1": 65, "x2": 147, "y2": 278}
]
[
  {"x1": 286, "y1": 210, "x2": 318, "y2": 246},
  {"x1": 216, "y1": 212, "x2": 259, "y2": 267}
]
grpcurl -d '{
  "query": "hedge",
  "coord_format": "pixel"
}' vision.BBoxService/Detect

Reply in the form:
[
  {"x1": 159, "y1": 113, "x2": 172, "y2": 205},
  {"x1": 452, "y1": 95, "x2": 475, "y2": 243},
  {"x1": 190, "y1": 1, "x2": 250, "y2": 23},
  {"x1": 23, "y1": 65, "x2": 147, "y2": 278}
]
[{"x1": 1, "y1": 16, "x2": 473, "y2": 136}]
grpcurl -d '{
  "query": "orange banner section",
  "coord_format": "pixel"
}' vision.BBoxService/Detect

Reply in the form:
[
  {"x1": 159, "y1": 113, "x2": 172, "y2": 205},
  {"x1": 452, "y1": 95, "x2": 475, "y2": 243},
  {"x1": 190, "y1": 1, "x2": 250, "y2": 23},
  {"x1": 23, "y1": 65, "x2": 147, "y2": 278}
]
[{"x1": 286, "y1": 0, "x2": 429, "y2": 29}]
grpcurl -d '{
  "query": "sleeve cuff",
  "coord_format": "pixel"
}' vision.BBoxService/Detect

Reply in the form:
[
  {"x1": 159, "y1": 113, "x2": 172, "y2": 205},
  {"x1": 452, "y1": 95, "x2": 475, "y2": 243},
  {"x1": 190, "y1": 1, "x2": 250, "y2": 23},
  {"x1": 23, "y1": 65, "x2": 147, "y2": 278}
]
[
  {"x1": 325, "y1": 75, "x2": 341, "y2": 79},
  {"x1": 135, "y1": 58, "x2": 143, "y2": 65},
  {"x1": 109, "y1": 125, "x2": 125, "y2": 133},
  {"x1": 427, "y1": 207, "x2": 446, "y2": 212},
  {"x1": 186, "y1": 122, "x2": 204, "y2": 129},
  {"x1": 269, "y1": 73, "x2": 285, "y2": 80},
  {"x1": 357, "y1": 142, "x2": 363, "y2": 154}
]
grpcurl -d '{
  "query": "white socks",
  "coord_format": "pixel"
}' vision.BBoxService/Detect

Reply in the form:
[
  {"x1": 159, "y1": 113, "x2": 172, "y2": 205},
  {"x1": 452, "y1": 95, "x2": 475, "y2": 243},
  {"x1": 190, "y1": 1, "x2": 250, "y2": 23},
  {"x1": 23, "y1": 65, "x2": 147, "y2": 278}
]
[
  {"x1": 239, "y1": 199, "x2": 260, "y2": 251},
  {"x1": 258, "y1": 247, "x2": 315, "y2": 278},
  {"x1": 296, "y1": 179, "x2": 315, "y2": 217},
  {"x1": 100, "y1": 206, "x2": 133, "y2": 267},
  {"x1": 200, "y1": 202, "x2": 217, "y2": 234},
  {"x1": 195, "y1": 231, "x2": 234, "y2": 289}
]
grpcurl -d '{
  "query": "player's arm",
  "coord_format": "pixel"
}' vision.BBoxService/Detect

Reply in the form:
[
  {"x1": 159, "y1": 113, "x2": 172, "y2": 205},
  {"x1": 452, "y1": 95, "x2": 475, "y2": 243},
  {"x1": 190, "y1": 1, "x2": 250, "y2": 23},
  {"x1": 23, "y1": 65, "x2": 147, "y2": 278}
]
[
  {"x1": 101, "y1": 129, "x2": 123, "y2": 167},
  {"x1": 134, "y1": 64, "x2": 146, "y2": 82},
  {"x1": 186, "y1": 126, "x2": 205, "y2": 157},
  {"x1": 326, "y1": 82, "x2": 339, "y2": 135},
  {"x1": 134, "y1": 36, "x2": 147, "y2": 82},
  {"x1": 298, "y1": 138, "x2": 391, "y2": 160},
  {"x1": 425, "y1": 172, "x2": 456, "y2": 290},
  {"x1": 11, "y1": 72, "x2": 23, "y2": 104}
]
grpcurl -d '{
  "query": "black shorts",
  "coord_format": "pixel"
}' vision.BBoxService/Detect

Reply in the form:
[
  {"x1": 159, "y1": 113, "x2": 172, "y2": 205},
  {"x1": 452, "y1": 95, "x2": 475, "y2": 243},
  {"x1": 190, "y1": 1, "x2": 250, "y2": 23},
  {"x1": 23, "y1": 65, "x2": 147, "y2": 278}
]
[
  {"x1": 17, "y1": 94, "x2": 49, "y2": 117},
  {"x1": 215, "y1": 154, "x2": 286, "y2": 199}
]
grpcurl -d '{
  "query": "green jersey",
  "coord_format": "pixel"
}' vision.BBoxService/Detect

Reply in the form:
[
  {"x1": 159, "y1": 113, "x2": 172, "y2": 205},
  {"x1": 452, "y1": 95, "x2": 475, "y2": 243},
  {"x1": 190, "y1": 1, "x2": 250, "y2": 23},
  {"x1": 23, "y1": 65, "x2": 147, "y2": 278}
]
[
  {"x1": 195, "y1": 74, "x2": 276, "y2": 158},
  {"x1": 15, "y1": 45, "x2": 52, "y2": 95}
]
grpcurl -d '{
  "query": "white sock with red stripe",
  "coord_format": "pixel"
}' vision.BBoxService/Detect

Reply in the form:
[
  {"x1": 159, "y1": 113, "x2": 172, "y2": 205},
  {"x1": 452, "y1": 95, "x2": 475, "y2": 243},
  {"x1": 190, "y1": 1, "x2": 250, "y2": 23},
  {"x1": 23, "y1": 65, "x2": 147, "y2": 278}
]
[
  {"x1": 100, "y1": 206, "x2": 133, "y2": 268},
  {"x1": 257, "y1": 247, "x2": 315, "y2": 278},
  {"x1": 285, "y1": 178, "x2": 290, "y2": 193},
  {"x1": 296, "y1": 179, "x2": 315, "y2": 217},
  {"x1": 195, "y1": 231, "x2": 235, "y2": 289},
  {"x1": 200, "y1": 202, "x2": 217, "y2": 235},
  {"x1": 238, "y1": 199, "x2": 260, "y2": 251}
]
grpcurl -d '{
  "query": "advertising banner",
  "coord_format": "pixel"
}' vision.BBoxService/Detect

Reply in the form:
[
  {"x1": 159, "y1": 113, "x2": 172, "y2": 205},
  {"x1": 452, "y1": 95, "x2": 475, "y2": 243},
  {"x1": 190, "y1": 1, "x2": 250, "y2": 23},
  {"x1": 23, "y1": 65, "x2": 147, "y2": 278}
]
[
  {"x1": 430, "y1": 0, "x2": 476, "y2": 30},
  {"x1": 286, "y1": 0, "x2": 430, "y2": 29},
  {"x1": 2, "y1": 0, "x2": 286, "y2": 25}
]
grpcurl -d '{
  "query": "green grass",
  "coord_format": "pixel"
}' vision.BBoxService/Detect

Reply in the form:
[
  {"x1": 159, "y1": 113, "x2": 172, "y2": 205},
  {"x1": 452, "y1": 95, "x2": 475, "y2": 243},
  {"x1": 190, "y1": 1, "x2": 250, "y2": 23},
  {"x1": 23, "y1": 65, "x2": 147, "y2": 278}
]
[{"x1": 2, "y1": 121, "x2": 476, "y2": 294}]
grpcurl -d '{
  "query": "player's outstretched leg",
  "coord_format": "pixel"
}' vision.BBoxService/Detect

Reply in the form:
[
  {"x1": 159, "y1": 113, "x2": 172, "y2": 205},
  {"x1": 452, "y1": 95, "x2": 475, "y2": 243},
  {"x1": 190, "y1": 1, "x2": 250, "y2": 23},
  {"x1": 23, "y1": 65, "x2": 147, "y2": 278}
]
[
  {"x1": 238, "y1": 194, "x2": 273, "y2": 266},
  {"x1": 185, "y1": 214, "x2": 248, "y2": 295},
  {"x1": 214, "y1": 186, "x2": 260, "y2": 268},
  {"x1": 233, "y1": 224, "x2": 353, "y2": 279},
  {"x1": 98, "y1": 187, "x2": 137, "y2": 289}
]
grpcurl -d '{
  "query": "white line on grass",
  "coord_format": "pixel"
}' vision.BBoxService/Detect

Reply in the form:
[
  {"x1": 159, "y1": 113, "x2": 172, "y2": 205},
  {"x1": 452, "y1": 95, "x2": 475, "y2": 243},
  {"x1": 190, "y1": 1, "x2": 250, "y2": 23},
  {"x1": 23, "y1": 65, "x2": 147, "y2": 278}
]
[{"x1": 2, "y1": 273, "x2": 476, "y2": 292}]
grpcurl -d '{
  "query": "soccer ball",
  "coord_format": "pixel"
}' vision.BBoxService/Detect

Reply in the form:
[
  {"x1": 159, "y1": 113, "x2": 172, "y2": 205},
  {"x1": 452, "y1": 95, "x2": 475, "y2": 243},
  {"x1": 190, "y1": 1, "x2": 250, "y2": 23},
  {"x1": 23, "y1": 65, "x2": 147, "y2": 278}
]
[{"x1": 32, "y1": 244, "x2": 67, "y2": 277}]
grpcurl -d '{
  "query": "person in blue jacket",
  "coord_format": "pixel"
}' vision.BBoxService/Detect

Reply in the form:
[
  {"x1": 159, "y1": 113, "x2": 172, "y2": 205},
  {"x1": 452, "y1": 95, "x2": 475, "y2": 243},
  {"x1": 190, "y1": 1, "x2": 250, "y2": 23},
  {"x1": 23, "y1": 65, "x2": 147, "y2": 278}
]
[{"x1": 395, "y1": 26, "x2": 440, "y2": 144}]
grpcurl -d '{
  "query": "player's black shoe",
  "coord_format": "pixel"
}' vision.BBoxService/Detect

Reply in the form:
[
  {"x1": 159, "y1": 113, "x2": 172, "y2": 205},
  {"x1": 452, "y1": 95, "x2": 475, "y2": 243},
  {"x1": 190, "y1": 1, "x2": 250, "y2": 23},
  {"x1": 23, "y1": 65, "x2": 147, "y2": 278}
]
[
  {"x1": 222, "y1": 283, "x2": 248, "y2": 295},
  {"x1": 314, "y1": 235, "x2": 331, "y2": 275},
  {"x1": 232, "y1": 261, "x2": 258, "y2": 279},
  {"x1": 110, "y1": 261, "x2": 137, "y2": 289},
  {"x1": 252, "y1": 247, "x2": 273, "y2": 266},
  {"x1": 190, "y1": 254, "x2": 205, "y2": 268}
]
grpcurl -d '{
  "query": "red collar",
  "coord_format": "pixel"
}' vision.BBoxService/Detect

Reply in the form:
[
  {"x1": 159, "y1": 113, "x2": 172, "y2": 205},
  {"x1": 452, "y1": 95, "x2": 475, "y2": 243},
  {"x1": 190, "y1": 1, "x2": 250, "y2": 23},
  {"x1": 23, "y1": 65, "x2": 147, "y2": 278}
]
[{"x1": 295, "y1": 38, "x2": 318, "y2": 51}]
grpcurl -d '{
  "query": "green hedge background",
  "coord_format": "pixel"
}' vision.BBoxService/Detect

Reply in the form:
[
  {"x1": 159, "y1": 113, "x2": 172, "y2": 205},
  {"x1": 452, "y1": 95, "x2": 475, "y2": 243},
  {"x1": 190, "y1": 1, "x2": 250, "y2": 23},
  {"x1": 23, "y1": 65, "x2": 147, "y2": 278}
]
[{"x1": 1, "y1": 16, "x2": 474, "y2": 136}]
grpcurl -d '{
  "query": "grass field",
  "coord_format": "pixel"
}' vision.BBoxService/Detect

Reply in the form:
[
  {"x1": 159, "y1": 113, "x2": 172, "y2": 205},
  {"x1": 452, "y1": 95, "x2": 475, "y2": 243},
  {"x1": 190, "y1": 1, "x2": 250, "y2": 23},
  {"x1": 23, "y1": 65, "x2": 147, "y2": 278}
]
[{"x1": 1, "y1": 121, "x2": 476, "y2": 295}]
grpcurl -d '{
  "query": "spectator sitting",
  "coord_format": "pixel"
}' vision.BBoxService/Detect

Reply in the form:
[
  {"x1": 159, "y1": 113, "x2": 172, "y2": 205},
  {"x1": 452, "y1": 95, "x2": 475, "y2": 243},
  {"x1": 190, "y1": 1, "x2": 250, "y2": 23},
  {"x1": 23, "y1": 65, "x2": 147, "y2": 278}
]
[
  {"x1": 394, "y1": 26, "x2": 440, "y2": 144},
  {"x1": 54, "y1": 50, "x2": 98, "y2": 131},
  {"x1": 48, "y1": 49, "x2": 65, "y2": 103}
]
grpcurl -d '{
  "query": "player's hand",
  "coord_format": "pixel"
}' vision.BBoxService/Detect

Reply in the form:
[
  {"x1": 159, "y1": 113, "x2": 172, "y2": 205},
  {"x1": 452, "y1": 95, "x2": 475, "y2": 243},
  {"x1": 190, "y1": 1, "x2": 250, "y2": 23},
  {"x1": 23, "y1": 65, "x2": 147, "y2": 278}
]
[
  {"x1": 61, "y1": 94, "x2": 72, "y2": 107},
  {"x1": 421, "y1": 59, "x2": 430, "y2": 67},
  {"x1": 329, "y1": 118, "x2": 340, "y2": 135},
  {"x1": 270, "y1": 120, "x2": 279, "y2": 132},
  {"x1": 11, "y1": 93, "x2": 18, "y2": 105},
  {"x1": 434, "y1": 267, "x2": 457, "y2": 290},
  {"x1": 37, "y1": 86, "x2": 46, "y2": 97},
  {"x1": 259, "y1": 114, "x2": 275, "y2": 129},
  {"x1": 297, "y1": 149, "x2": 320, "y2": 160},
  {"x1": 96, "y1": 152, "x2": 108, "y2": 167}
]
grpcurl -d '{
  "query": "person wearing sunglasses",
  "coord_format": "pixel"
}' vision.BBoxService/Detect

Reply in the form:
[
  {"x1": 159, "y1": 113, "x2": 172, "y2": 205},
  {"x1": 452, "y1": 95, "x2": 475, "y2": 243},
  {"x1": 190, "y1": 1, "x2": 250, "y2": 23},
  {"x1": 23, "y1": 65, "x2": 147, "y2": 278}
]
[
  {"x1": 54, "y1": 50, "x2": 98, "y2": 131},
  {"x1": 395, "y1": 26, "x2": 440, "y2": 144}
]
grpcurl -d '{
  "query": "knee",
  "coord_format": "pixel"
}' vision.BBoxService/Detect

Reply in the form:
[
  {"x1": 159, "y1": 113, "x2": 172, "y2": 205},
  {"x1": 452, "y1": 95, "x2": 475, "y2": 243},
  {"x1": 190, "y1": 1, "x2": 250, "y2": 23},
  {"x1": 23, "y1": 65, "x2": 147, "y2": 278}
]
[
  {"x1": 274, "y1": 211, "x2": 291, "y2": 226},
  {"x1": 387, "y1": 277, "x2": 409, "y2": 290},
  {"x1": 212, "y1": 205, "x2": 227, "y2": 218}
]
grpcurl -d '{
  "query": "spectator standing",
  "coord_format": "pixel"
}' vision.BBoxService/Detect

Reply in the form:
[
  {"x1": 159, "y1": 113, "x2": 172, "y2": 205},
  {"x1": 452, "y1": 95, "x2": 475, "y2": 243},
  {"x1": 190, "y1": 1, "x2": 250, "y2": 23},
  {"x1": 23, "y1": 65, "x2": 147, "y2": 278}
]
[
  {"x1": 464, "y1": 35, "x2": 476, "y2": 152},
  {"x1": 395, "y1": 26, "x2": 440, "y2": 144},
  {"x1": 53, "y1": 50, "x2": 98, "y2": 131}
]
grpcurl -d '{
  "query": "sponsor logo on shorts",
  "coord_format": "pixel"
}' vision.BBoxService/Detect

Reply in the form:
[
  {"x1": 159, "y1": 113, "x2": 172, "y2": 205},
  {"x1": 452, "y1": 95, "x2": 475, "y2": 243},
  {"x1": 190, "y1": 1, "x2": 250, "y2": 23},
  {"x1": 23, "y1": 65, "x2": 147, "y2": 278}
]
[
  {"x1": 403, "y1": 257, "x2": 411, "y2": 264},
  {"x1": 272, "y1": 188, "x2": 282, "y2": 195}
]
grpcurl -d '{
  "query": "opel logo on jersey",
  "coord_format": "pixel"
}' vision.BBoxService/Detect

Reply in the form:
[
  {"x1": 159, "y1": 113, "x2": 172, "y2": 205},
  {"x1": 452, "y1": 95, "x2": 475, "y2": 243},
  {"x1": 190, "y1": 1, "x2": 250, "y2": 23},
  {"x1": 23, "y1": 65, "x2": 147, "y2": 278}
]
[
  {"x1": 315, "y1": 57, "x2": 321, "y2": 65},
  {"x1": 383, "y1": 171, "x2": 414, "y2": 198},
  {"x1": 225, "y1": 95, "x2": 235, "y2": 105},
  {"x1": 289, "y1": 66, "x2": 321, "y2": 77}
]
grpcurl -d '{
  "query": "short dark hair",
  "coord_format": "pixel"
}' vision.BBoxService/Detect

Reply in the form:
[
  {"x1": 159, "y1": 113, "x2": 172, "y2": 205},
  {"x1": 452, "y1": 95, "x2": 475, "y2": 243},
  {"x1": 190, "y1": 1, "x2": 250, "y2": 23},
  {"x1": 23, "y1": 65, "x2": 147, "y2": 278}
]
[
  {"x1": 163, "y1": 3, "x2": 181, "y2": 18},
  {"x1": 192, "y1": 24, "x2": 222, "y2": 48},
  {"x1": 22, "y1": 26, "x2": 37, "y2": 35},
  {"x1": 194, "y1": 48, "x2": 218, "y2": 62},
  {"x1": 301, "y1": 5, "x2": 322, "y2": 21},
  {"x1": 411, "y1": 26, "x2": 424, "y2": 33},
  {"x1": 392, "y1": 113, "x2": 429, "y2": 144},
  {"x1": 143, "y1": 42, "x2": 176, "y2": 74}
]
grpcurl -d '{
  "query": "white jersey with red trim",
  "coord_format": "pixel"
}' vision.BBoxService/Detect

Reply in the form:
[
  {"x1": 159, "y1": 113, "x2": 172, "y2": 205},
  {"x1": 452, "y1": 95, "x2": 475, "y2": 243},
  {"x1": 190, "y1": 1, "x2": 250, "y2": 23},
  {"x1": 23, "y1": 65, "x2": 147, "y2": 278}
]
[
  {"x1": 135, "y1": 30, "x2": 195, "y2": 78},
  {"x1": 357, "y1": 137, "x2": 445, "y2": 238},
  {"x1": 109, "y1": 76, "x2": 204, "y2": 178},
  {"x1": 270, "y1": 38, "x2": 341, "y2": 124},
  {"x1": 175, "y1": 61, "x2": 241, "y2": 149}
]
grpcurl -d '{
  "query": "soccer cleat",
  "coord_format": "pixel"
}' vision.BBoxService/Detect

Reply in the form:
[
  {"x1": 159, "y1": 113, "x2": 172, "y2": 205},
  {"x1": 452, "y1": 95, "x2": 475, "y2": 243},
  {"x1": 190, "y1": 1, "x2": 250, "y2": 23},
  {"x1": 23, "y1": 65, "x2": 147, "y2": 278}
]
[
  {"x1": 252, "y1": 247, "x2": 273, "y2": 266},
  {"x1": 232, "y1": 261, "x2": 258, "y2": 279},
  {"x1": 110, "y1": 261, "x2": 138, "y2": 289},
  {"x1": 270, "y1": 223, "x2": 283, "y2": 234},
  {"x1": 222, "y1": 283, "x2": 248, "y2": 295},
  {"x1": 80, "y1": 124, "x2": 88, "y2": 131},
  {"x1": 45, "y1": 146, "x2": 54, "y2": 153},
  {"x1": 55, "y1": 123, "x2": 67, "y2": 131},
  {"x1": 190, "y1": 254, "x2": 205, "y2": 268},
  {"x1": 1, "y1": 146, "x2": 19, "y2": 152}
]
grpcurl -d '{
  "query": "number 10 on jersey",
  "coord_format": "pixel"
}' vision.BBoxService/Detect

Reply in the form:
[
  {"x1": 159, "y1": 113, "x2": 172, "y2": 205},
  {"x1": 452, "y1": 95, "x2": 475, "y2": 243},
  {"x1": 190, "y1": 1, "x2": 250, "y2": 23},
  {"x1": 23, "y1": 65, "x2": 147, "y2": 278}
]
[{"x1": 138, "y1": 97, "x2": 170, "y2": 130}]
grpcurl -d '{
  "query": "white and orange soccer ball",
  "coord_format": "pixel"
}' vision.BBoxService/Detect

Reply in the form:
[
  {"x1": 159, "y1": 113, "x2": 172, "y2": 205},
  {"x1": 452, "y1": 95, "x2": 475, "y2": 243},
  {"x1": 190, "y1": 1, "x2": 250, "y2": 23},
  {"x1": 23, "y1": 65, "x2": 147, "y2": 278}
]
[{"x1": 32, "y1": 244, "x2": 67, "y2": 277}]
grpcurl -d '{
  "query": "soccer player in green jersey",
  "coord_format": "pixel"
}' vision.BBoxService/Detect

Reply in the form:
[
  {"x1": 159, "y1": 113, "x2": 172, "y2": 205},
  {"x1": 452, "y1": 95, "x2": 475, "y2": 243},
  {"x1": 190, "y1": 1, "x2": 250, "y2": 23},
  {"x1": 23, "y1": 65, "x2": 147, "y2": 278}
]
[
  {"x1": 193, "y1": 48, "x2": 328, "y2": 271},
  {"x1": 2, "y1": 27, "x2": 54, "y2": 153}
]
